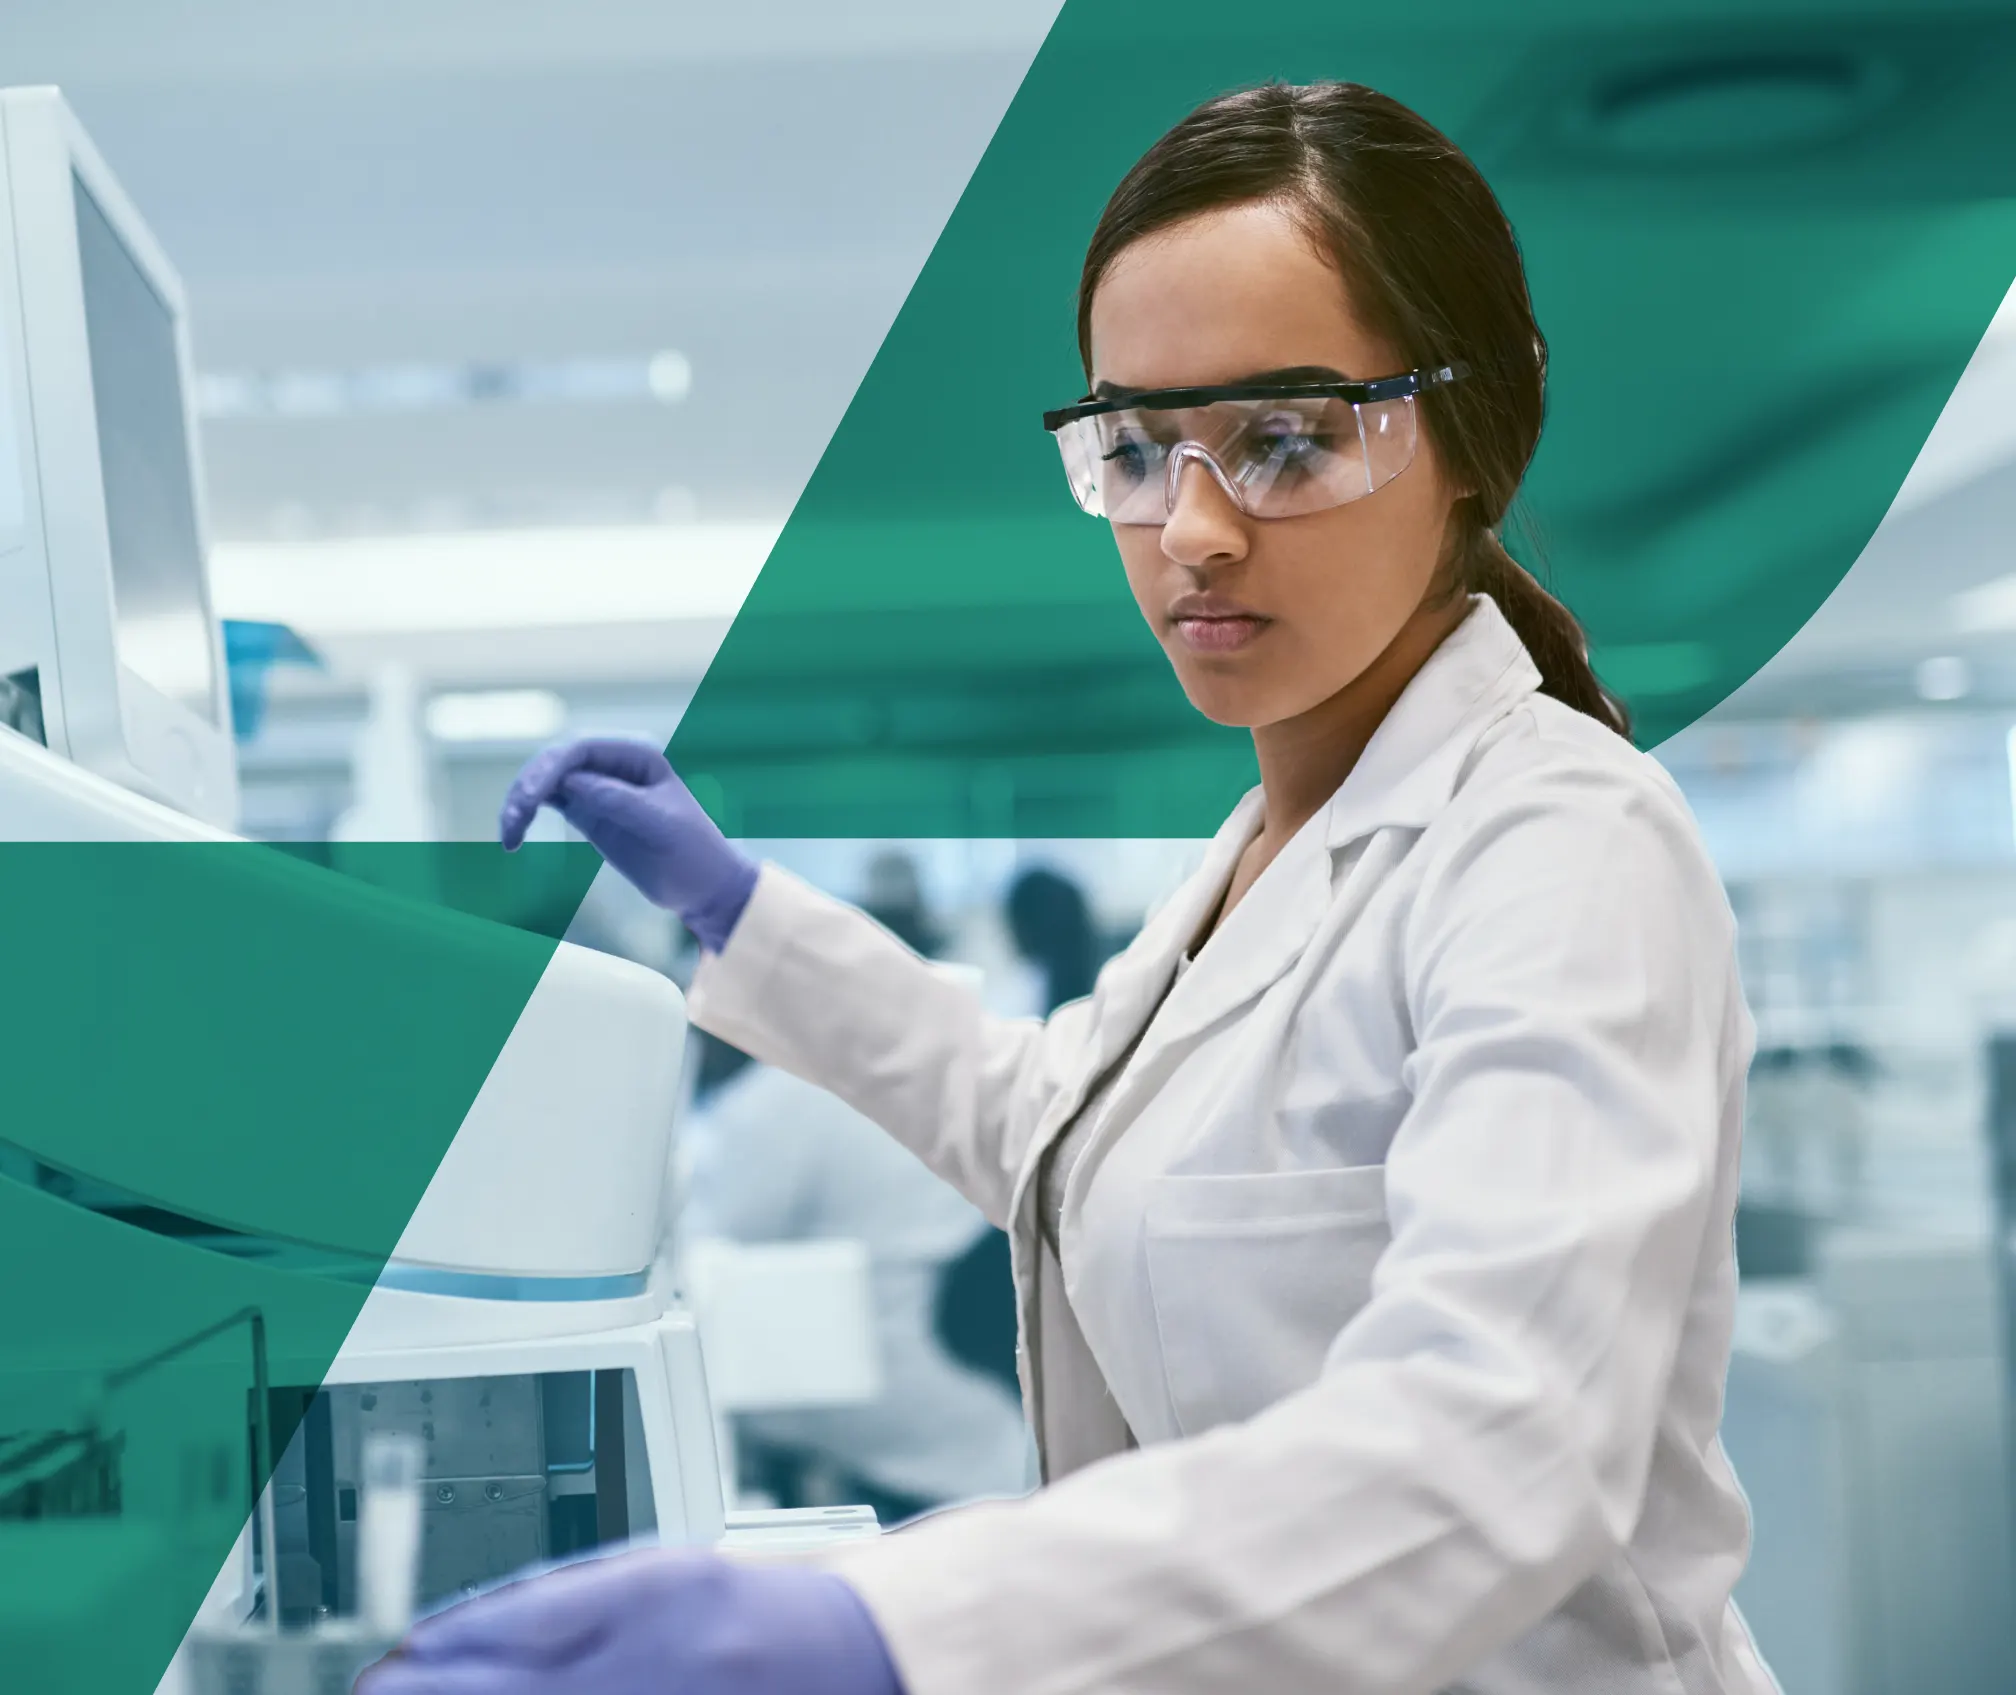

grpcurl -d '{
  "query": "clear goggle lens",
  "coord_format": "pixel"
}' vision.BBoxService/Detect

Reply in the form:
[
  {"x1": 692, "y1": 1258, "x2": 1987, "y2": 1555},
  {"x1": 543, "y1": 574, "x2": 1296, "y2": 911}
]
[{"x1": 1052, "y1": 393, "x2": 1422, "y2": 523}]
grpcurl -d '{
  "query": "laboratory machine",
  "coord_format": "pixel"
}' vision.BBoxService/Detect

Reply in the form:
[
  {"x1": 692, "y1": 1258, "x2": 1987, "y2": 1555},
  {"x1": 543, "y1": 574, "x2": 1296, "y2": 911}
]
[
  {"x1": 0, "y1": 83, "x2": 878, "y2": 1694},
  {"x1": 0, "y1": 85, "x2": 237, "y2": 827}
]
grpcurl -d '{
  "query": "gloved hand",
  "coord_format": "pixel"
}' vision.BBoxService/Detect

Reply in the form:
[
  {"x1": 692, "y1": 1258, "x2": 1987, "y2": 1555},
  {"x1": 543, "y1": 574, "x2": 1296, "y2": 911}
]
[
  {"x1": 498, "y1": 738, "x2": 758, "y2": 952},
  {"x1": 356, "y1": 1549, "x2": 906, "y2": 1695}
]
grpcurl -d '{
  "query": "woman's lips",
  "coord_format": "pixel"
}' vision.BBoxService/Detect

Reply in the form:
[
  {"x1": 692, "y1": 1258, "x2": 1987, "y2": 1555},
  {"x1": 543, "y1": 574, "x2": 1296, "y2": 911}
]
[{"x1": 1173, "y1": 614, "x2": 1269, "y2": 654}]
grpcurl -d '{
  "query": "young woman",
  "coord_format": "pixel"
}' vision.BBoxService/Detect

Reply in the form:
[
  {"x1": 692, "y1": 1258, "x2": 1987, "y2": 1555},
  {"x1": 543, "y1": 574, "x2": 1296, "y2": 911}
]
[{"x1": 368, "y1": 81, "x2": 1775, "y2": 1695}]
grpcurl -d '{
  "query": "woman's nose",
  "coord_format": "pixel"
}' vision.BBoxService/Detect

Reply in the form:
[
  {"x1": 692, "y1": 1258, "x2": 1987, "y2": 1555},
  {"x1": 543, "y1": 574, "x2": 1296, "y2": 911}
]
[{"x1": 1160, "y1": 453, "x2": 1250, "y2": 570}]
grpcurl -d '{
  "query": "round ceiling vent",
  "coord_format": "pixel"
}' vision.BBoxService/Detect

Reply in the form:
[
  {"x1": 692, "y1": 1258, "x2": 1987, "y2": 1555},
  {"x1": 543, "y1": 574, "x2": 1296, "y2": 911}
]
[{"x1": 1574, "y1": 48, "x2": 1898, "y2": 163}]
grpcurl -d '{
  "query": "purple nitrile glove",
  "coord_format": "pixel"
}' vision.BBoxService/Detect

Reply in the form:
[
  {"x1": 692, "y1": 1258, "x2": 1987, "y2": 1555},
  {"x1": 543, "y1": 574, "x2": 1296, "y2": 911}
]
[
  {"x1": 498, "y1": 738, "x2": 758, "y2": 952},
  {"x1": 355, "y1": 1549, "x2": 907, "y2": 1695}
]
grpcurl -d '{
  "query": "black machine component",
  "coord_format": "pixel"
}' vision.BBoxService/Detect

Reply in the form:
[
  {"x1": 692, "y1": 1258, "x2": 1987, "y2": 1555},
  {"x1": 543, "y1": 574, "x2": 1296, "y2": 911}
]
[
  {"x1": 265, "y1": 1369, "x2": 651, "y2": 1623},
  {"x1": 0, "y1": 667, "x2": 45, "y2": 745},
  {"x1": 0, "y1": 1427, "x2": 124, "y2": 1519},
  {"x1": 0, "y1": 1302, "x2": 270, "y2": 1617}
]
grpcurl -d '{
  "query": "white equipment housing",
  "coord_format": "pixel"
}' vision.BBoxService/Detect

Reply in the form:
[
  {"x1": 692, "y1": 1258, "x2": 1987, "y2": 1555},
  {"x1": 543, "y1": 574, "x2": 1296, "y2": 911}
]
[
  {"x1": 328, "y1": 940, "x2": 731, "y2": 1549},
  {"x1": 0, "y1": 86, "x2": 237, "y2": 828},
  {"x1": 0, "y1": 726, "x2": 878, "y2": 1670}
]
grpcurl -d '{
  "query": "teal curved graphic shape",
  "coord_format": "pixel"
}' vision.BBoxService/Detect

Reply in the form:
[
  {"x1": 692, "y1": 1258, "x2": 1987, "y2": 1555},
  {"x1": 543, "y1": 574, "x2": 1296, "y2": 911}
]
[{"x1": 671, "y1": 2, "x2": 2016, "y2": 837}]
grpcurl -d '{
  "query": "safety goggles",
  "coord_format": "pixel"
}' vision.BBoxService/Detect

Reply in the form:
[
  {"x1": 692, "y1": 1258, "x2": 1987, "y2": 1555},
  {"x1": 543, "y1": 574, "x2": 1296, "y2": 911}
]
[{"x1": 1041, "y1": 364, "x2": 1468, "y2": 523}]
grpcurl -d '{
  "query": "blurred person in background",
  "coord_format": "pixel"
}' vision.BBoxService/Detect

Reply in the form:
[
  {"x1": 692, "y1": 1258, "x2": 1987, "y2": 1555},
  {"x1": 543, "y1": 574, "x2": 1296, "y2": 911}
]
[
  {"x1": 934, "y1": 865, "x2": 1108, "y2": 1399},
  {"x1": 859, "y1": 849, "x2": 942, "y2": 958},
  {"x1": 678, "y1": 851, "x2": 1032, "y2": 1527},
  {"x1": 1742, "y1": 1040, "x2": 1875, "y2": 1223},
  {"x1": 1005, "y1": 866, "x2": 1101, "y2": 1011}
]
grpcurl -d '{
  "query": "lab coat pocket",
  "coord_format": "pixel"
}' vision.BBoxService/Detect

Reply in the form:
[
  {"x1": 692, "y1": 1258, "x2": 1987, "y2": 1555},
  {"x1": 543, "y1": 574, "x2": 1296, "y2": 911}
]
[{"x1": 1144, "y1": 1167, "x2": 1391, "y2": 1436}]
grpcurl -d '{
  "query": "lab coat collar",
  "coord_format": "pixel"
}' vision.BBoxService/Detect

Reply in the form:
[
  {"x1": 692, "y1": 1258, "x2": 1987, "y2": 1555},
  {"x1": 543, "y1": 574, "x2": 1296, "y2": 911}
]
[
  {"x1": 1084, "y1": 791, "x2": 1267, "y2": 1057},
  {"x1": 1010, "y1": 792, "x2": 1266, "y2": 1219},
  {"x1": 1139, "y1": 788, "x2": 1325, "y2": 1057},
  {"x1": 1321, "y1": 593, "x2": 1541, "y2": 850},
  {"x1": 1021, "y1": 595, "x2": 1545, "y2": 1219},
  {"x1": 1098, "y1": 596, "x2": 1541, "y2": 1084}
]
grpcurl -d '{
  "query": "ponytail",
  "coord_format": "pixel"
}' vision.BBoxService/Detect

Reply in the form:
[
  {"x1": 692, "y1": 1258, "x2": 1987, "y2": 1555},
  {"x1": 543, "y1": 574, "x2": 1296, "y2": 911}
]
[{"x1": 1465, "y1": 533, "x2": 1631, "y2": 738}]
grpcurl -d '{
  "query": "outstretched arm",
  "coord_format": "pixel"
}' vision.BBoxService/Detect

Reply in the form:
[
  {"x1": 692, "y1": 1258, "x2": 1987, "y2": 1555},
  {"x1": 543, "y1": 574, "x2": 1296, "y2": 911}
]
[{"x1": 500, "y1": 739, "x2": 1100, "y2": 1225}]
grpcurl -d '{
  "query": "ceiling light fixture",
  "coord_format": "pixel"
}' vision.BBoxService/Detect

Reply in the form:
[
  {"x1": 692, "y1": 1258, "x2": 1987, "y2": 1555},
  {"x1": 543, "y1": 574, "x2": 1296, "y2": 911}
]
[
  {"x1": 1571, "y1": 46, "x2": 1895, "y2": 164},
  {"x1": 1948, "y1": 573, "x2": 2016, "y2": 634},
  {"x1": 194, "y1": 352, "x2": 694, "y2": 420},
  {"x1": 207, "y1": 521, "x2": 781, "y2": 636},
  {"x1": 425, "y1": 689, "x2": 568, "y2": 744},
  {"x1": 1914, "y1": 655, "x2": 1971, "y2": 702},
  {"x1": 646, "y1": 351, "x2": 693, "y2": 403},
  {"x1": 2005, "y1": 725, "x2": 2016, "y2": 851}
]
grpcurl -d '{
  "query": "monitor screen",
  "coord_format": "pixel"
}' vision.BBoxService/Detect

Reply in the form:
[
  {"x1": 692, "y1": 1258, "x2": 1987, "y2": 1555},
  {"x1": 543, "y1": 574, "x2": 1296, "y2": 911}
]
[{"x1": 73, "y1": 174, "x2": 216, "y2": 726}]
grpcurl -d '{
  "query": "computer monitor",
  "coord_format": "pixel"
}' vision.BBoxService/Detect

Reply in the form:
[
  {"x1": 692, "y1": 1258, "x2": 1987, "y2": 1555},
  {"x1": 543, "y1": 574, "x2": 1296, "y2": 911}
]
[{"x1": 0, "y1": 86, "x2": 236, "y2": 827}]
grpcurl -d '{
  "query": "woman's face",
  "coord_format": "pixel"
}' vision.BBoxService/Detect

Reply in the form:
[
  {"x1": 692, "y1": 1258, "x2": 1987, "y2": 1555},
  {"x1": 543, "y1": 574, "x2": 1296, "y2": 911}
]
[{"x1": 1087, "y1": 201, "x2": 1465, "y2": 729}]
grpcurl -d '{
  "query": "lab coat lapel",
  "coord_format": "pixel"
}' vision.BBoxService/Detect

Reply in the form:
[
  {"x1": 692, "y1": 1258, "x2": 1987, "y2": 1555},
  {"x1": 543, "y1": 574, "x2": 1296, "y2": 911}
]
[
  {"x1": 1093, "y1": 790, "x2": 1266, "y2": 1052},
  {"x1": 1004, "y1": 792, "x2": 1265, "y2": 1222},
  {"x1": 1127, "y1": 806, "x2": 1335, "y2": 1069},
  {"x1": 1322, "y1": 593, "x2": 1542, "y2": 850},
  {"x1": 1113, "y1": 595, "x2": 1543, "y2": 1080}
]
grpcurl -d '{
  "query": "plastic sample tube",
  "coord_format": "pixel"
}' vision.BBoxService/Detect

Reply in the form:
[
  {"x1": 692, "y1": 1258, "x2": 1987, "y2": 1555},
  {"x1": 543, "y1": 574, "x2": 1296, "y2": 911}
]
[{"x1": 356, "y1": 1432, "x2": 426, "y2": 1637}]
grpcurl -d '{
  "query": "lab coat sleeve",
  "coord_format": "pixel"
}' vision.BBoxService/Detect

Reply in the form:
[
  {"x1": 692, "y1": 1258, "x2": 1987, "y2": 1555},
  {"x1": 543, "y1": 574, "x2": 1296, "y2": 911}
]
[
  {"x1": 815, "y1": 771, "x2": 1741, "y2": 1695},
  {"x1": 684, "y1": 864, "x2": 1095, "y2": 1228}
]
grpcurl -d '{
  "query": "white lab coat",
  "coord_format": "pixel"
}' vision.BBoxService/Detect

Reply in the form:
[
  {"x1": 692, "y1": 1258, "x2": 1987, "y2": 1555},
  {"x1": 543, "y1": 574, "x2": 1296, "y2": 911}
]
[
  {"x1": 682, "y1": 1061, "x2": 1034, "y2": 1506},
  {"x1": 688, "y1": 596, "x2": 1777, "y2": 1695}
]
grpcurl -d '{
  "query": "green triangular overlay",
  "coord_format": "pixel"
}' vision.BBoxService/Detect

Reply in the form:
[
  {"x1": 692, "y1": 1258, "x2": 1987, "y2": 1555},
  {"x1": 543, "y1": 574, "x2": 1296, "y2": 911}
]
[
  {"x1": 0, "y1": 841, "x2": 599, "y2": 1692},
  {"x1": 671, "y1": 3, "x2": 2016, "y2": 837}
]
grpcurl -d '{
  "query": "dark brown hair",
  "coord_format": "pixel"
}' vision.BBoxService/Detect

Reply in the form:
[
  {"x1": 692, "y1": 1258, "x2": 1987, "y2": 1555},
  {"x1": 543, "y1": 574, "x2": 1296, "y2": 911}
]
[{"x1": 1077, "y1": 81, "x2": 1630, "y2": 737}]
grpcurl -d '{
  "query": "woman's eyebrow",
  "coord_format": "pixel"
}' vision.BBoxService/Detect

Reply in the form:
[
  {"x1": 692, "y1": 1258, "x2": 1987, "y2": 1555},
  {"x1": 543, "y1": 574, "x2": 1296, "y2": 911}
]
[{"x1": 1090, "y1": 364, "x2": 1353, "y2": 400}]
